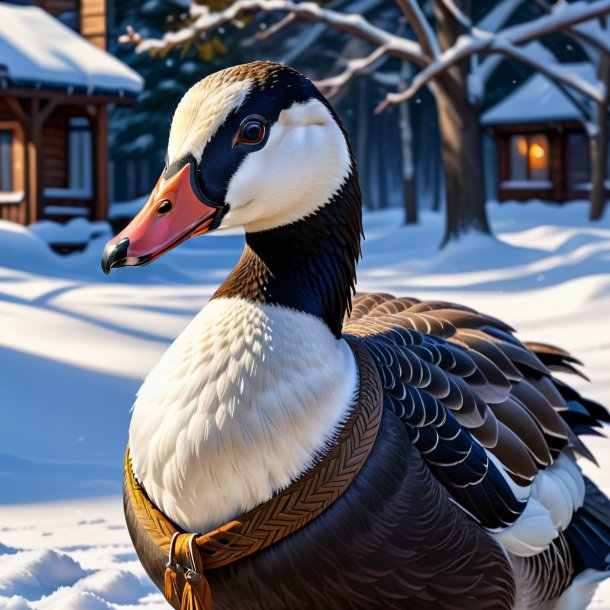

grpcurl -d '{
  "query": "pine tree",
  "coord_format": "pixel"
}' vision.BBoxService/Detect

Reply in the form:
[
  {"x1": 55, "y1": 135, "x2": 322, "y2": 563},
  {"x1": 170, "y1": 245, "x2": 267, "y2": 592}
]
[{"x1": 108, "y1": 0, "x2": 246, "y2": 202}]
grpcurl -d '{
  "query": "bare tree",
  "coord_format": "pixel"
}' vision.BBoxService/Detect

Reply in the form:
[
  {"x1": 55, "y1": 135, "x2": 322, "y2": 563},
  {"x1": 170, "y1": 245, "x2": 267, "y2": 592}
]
[{"x1": 122, "y1": 0, "x2": 610, "y2": 244}]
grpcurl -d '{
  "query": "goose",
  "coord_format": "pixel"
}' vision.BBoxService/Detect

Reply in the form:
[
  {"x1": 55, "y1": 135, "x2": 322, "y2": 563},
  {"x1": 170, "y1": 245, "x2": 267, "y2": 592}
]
[{"x1": 102, "y1": 61, "x2": 610, "y2": 610}]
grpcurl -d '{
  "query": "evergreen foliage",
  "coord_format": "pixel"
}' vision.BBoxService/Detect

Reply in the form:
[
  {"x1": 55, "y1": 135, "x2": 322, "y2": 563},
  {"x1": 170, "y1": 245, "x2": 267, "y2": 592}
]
[{"x1": 108, "y1": 0, "x2": 246, "y2": 200}]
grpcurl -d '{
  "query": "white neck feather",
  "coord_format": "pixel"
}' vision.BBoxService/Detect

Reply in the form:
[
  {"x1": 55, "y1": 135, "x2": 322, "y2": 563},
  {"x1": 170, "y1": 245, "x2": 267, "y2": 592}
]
[{"x1": 129, "y1": 297, "x2": 357, "y2": 533}]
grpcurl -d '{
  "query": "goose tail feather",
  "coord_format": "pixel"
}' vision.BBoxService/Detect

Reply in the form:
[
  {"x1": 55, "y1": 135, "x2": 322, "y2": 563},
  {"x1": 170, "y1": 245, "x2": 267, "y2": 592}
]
[{"x1": 564, "y1": 477, "x2": 610, "y2": 575}]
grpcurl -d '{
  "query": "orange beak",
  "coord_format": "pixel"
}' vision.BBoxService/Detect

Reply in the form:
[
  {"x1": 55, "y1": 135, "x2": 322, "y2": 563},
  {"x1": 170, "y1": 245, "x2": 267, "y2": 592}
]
[{"x1": 101, "y1": 163, "x2": 224, "y2": 274}]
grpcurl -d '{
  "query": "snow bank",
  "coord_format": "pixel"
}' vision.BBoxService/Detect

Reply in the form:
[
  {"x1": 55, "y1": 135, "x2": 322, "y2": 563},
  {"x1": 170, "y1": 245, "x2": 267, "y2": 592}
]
[
  {"x1": 29, "y1": 219, "x2": 112, "y2": 246},
  {"x1": 0, "y1": 549, "x2": 87, "y2": 600},
  {"x1": 0, "y1": 200, "x2": 609, "y2": 608},
  {"x1": 37, "y1": 588, "x2": 114, "y2": 610},
  {"x1": 74, "y1": 569, "x2": 150, "y2": 604},
  {"x1": 0, "y1": 596, "x2": 32, "y2": 610},
  {"x1": 0, "y1": 222, "x2": 59, "y2": 274}
]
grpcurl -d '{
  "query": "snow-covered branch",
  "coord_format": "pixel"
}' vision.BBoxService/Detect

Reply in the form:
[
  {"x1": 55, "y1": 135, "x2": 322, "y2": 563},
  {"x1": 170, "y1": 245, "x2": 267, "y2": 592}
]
[
  {"x1": 395, "y1": 0, "x2": 440, "y2": 60},
  {"x1": 120, "y1": 0, "x2": 427, "y2": 67},
  {"x1": 377, "y1": 0, "x2": 610, "y2": 110},
  {"x1": 436, "y1": 0, "x2": 472, "y2": 30},
  {"x1": 533, "y1": 0, "x2": 610, "y2": 54},
  {"x1": 315, "y1": 46, "x2": 388, "y2": 99},
  {"x1": 476, "y1": 0, "x2": 528, "y2": 33},
  {"x1": 254, "y1": 13, "x2": 296, "y2": 42},
  {"x1": 493, "y1": 41, "x2": 604, "y2": 103}
]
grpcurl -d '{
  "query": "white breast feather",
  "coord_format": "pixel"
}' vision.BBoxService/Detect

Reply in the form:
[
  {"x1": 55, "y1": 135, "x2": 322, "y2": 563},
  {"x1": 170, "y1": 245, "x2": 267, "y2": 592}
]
[{"x1": 129, "y1": 297, "x2": 357, "y2": 534}]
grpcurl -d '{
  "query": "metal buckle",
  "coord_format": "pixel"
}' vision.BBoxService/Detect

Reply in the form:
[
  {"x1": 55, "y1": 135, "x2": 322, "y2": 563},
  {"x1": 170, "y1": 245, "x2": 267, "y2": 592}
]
[{"x1": 166, "y1": 532, "x2": 203, "y2": 584}]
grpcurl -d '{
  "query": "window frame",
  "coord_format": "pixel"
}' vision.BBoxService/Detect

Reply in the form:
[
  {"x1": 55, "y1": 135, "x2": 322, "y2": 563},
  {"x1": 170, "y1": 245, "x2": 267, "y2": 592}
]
[
  {"x1": 0, "y1": 121, "x2": 25, "y2": 196},
  {"x1": 67, "y1": 116, "x2": 93, "y2": 197},
  {"x1": 508, "y1": 133, "x2": 551, "y2": 183}
]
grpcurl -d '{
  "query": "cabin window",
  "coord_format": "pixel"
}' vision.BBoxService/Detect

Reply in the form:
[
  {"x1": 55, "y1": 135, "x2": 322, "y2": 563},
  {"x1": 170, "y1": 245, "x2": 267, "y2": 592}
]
[
  {"x1": 0, "y1": 130, "x2": 13, "y2": 192},
  {"x1": 68, "y1": 117, "x2": 93, "y2": 196},
  {"x1": 509, "y1": 134, "x2": 550, "y2": 182},
  {"x1": 566, "y1": 132, "x2": 590, "y2": 188}
]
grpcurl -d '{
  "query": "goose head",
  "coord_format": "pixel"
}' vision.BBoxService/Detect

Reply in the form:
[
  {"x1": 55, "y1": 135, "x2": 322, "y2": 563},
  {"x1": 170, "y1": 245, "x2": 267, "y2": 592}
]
[
  {"x1": 103, "y1": 62, "x2": 359, "y2": 264},
  {"x1": 102, "y1": 61, "x2": 362, "y2": 336}
]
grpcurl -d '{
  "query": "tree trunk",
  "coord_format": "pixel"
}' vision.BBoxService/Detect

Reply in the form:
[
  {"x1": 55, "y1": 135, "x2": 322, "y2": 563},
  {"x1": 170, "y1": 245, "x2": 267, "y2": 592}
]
[
  {"x1": 433, "y1": 0, "x2": 491, "y2": 245},
  {"x1": 399, "y1": 71, "x2": 417, "y2": 225},
  {"x1": 589, "y1": 54, "x2": 610, "y2": 221},
  {"x1": 403, "y1": 178, "x2": 417, "y2": 224}
]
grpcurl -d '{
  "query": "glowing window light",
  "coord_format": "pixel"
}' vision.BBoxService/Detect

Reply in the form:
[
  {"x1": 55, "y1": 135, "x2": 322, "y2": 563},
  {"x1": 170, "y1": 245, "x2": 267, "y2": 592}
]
[
  {"x1": 530, "y1": 143, "x2": 545, "y2": 159},
  {"x1": 516, "y1": 137, "x2": 528, "y2": 156},
  {"x1": 529, "y1": 136, "x2": 549, "y2": 179}
]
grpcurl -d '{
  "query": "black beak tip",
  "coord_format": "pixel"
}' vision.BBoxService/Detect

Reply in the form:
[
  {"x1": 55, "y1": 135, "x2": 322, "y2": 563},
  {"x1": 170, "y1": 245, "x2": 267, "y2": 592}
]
[{"x1": 101, "y1": 237, "x2": 130, "y2": 275}]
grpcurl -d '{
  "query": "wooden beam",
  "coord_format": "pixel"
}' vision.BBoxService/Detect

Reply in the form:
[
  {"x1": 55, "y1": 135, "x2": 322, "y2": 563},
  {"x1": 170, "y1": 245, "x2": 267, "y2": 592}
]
[
  {"x1": 93, "y1": 105, "x2": 108, "y2": 221},
  {"x1": 36, "y1": 98, "x2": 61, "y2": 128},
  {"x1": 0, "y1": 88, "x2": 135, "y2": 107},
  {"x1": 3, "y1": 97, "x2": 29, "y2": 127}
]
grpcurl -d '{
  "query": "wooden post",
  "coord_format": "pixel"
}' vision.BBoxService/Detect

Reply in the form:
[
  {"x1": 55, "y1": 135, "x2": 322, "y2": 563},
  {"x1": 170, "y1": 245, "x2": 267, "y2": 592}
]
[
  {"x1": 25, "y1": 99, "x2": 41, "y2": 224},
  {"x1": 24, "y1": 98, "x2": 61, "y2": 224},
  {"x1": 550, "y1": 129, "x2": 563, "y2": 203},
  {"x1": 93, "y1": 105, "x2": 108, "y2": 221}
]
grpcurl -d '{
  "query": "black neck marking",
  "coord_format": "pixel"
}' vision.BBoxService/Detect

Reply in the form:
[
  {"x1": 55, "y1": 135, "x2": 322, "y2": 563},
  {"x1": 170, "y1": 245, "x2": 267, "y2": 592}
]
[{"x1": 213, "y1": 170, "x2": 362, "y2": 338}]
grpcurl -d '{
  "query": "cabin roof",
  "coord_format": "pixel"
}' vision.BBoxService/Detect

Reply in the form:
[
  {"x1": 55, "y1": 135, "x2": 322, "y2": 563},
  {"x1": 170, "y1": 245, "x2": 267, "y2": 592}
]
[
  {"x1": 481, "y1": 62, "x2": 596, "y2": 126},
  {"x1": 0, "y1": 3, "x2": 143, "y2": 98}
]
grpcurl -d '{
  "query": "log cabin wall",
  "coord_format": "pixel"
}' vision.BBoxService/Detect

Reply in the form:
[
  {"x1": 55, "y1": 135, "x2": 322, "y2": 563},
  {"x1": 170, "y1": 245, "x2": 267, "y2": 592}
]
[
  {"x1": 42, "y1": 112, "x2": 68, "y2": 189},
  {"x1": 549, "y1": 129, "x2": 564, "y2": 203},
  {"x1": 80, "y1": 0, "x2": 107, "y2": 49}
]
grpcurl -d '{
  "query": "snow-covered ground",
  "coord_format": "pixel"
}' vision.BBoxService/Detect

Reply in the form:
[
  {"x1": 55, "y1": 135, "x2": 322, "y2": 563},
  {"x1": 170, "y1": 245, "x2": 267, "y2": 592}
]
[{"x1": 0, "y1": 201, "x2": 609, "y2": 609}]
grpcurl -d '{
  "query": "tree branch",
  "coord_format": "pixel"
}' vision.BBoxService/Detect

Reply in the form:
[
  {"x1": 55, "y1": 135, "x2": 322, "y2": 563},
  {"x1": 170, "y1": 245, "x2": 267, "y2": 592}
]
[
  {"x1": 315, "y1": 46, "x2": 389, "y2": 99},
  {"x1": 533, "y1": 0, "x2": 610, "y2": 53},
  {"x1": 255, "y1": 13, "x2": 296, "y2": 42},
  {"x1": 395, "y1": 0, "x2": 440, "y2": 60},
  {"x1": 435, "y1": 0, "x2": 472, "y2": 30},
  {"x1": 376, "y1": 0, "x2": 610, "y2": 109},
  {"x1": 120, "y1": 0, "x2": 427, "y2": 67}
]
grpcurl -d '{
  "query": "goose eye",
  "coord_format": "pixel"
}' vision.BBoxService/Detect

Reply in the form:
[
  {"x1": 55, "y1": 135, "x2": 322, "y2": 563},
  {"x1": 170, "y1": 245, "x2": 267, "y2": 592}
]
[{"x1": 234, "y1": 116, "x2": 266, "y2": 147}]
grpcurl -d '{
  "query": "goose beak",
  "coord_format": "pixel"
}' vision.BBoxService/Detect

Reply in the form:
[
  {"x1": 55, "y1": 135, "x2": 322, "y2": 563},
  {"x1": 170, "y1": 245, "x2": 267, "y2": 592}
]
[{"x1": 102, "y1": 163, "x2": 224, "y2": 274}]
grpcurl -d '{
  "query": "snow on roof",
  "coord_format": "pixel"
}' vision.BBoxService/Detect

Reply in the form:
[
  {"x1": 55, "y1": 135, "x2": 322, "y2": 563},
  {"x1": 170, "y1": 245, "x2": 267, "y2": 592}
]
[
  {"x1": 0, "y1": 4, "x2": 143, "y2": 97},
  {"x1": 481, "y1": 62, "x2": 595, "y2": 126}
]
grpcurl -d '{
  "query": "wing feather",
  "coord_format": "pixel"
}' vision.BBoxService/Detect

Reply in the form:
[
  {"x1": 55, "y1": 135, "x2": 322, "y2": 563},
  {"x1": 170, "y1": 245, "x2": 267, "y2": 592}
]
[{"x1": 343, "y1": 293, "x2": 608, "y2": 538}]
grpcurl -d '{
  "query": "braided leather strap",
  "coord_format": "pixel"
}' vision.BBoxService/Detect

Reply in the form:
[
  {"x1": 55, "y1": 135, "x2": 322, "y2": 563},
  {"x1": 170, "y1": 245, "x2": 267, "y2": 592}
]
[{"x1": 125, "y1": 339, "x2": 382, "y2": 609}]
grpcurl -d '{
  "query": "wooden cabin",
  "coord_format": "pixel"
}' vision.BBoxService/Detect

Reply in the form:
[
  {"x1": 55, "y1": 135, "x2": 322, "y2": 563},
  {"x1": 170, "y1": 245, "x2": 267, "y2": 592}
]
[
  {"x1": 0, "y1": 0, "x2": 143, "y2": 225},
  {"x1": 481, "y1": 63, "x2": 600, "y2": 204}
]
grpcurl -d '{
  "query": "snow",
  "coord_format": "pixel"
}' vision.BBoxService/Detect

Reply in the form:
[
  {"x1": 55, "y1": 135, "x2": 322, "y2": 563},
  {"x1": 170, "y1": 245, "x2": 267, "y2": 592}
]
[
  {"x1": 0, "y1": 193, "x2": 25, "y2": 206},
  {"x1": 43, "y1": 188, "x2": 94, "y2": 200},
  {"x1": 109, "y1": 197, "x2": 148, "y2": 221},
  {"x1": 29, "y1": 219, "x2": 112, "y2": 246},
  {"x1": 481, "y1": 62, "x2": 597, "y2": 125},
  {"x1": 0, "y1": 201, "x2": 609, "y2": 608},
  {"x1": 0, "y1": 4, "x2": 143, "y2": 96},
  {"x1": 43, "y1": 206, "x2": 92, "y2": 218},
  {"x1": 501, "y1": 179, "x2": 553, "y2": 189}
]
